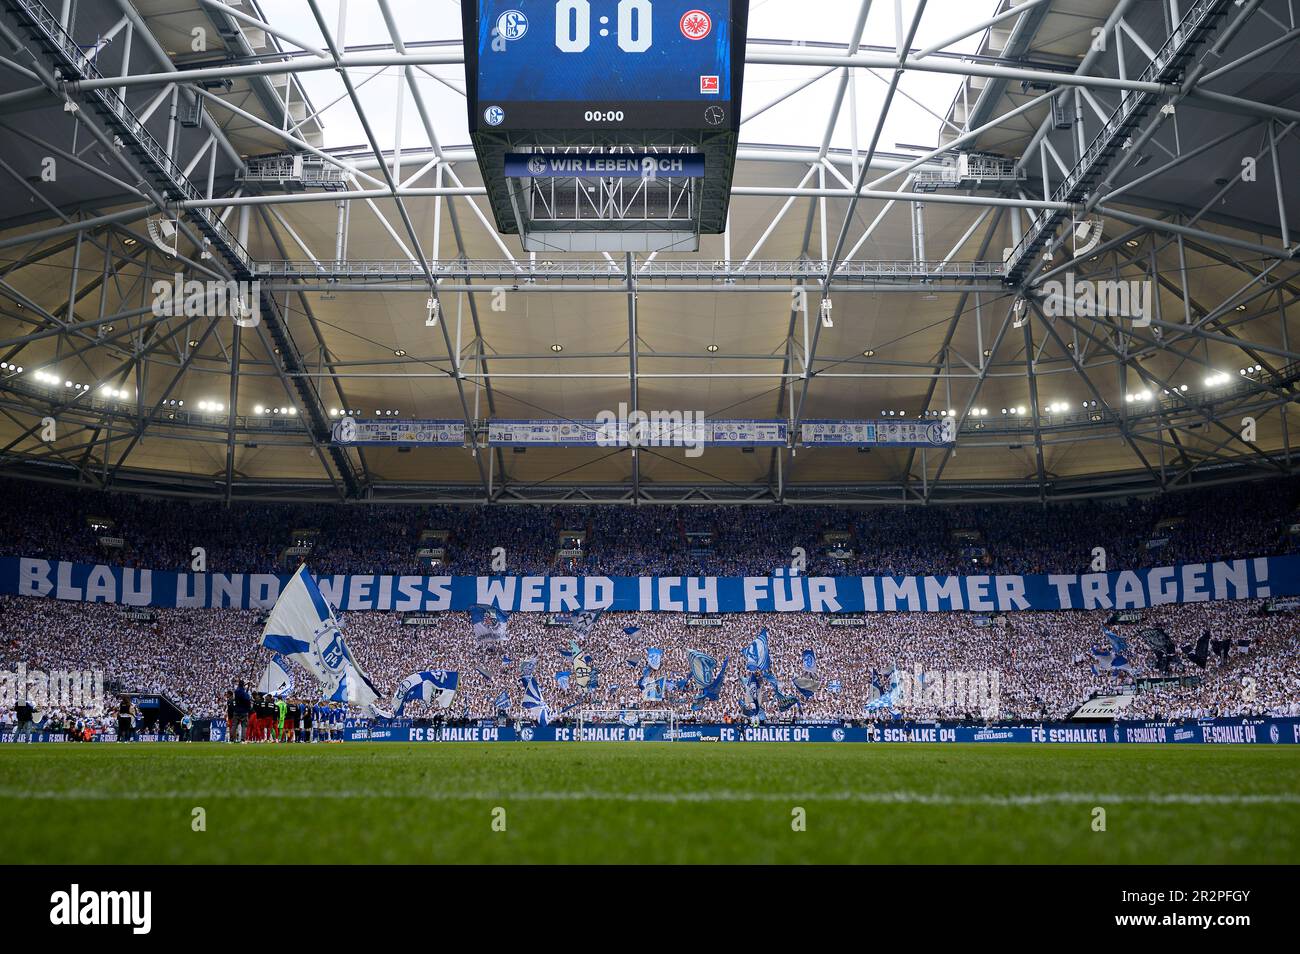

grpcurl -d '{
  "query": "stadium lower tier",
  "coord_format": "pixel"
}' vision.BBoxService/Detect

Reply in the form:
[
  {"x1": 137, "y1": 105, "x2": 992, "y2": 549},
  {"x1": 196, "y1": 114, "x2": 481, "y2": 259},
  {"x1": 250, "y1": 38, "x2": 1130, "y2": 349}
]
[{"x1": 2, "y1": 595, "x2": 1297, "y2": 725}]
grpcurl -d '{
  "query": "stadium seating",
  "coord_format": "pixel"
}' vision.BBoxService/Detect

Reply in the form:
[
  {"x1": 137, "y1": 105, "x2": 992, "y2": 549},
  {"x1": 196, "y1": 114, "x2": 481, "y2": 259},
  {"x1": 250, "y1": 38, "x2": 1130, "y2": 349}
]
[{"x1": 2, "y1": 475, "x2": 1297, "y2": 578}]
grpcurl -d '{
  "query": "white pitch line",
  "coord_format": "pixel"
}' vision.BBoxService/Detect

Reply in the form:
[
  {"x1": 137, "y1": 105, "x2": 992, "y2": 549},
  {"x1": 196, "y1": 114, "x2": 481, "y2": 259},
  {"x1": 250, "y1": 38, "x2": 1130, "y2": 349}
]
[{"x1": 0, "y1": 789, "x2": 1297, "y2": 805}]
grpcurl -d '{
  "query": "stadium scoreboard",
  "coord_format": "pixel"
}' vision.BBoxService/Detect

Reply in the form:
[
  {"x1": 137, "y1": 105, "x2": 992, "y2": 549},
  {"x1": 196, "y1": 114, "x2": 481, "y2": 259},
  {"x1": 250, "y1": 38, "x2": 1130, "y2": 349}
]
[
  {"x1": 462, "y1": 1, "x2": 750, "y2": 250},
  {"x1": 468, "y1": 0, "x2": 740, "y2": 131}
]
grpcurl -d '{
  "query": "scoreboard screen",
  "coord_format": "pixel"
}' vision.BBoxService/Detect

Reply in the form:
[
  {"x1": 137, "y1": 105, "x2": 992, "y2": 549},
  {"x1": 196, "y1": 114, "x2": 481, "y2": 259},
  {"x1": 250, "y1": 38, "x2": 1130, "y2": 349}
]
[{"x1": 465, "y1": 1, "x2": 743, "y2": 131}]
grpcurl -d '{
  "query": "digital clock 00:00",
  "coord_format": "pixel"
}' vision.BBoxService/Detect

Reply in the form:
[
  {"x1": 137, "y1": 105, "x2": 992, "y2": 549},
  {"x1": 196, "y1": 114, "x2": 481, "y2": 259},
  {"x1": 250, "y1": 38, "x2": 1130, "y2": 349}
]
[{"x1": 584, "y1": 110, "x2": 626, "y2": 122}]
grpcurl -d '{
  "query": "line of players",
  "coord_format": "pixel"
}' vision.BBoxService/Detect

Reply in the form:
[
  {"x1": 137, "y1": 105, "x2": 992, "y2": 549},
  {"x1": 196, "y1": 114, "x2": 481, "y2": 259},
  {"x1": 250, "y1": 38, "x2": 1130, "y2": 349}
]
[{"x1": 224, "y1": 680, "x2": 347, "y2": 743}]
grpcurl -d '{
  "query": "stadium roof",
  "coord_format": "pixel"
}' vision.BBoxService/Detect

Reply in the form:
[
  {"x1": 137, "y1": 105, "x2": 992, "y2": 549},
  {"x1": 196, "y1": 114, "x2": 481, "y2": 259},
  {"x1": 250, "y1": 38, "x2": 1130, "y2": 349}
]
[{"x1": 0, "y1": 0, "x2": 1297, "y2": 505}]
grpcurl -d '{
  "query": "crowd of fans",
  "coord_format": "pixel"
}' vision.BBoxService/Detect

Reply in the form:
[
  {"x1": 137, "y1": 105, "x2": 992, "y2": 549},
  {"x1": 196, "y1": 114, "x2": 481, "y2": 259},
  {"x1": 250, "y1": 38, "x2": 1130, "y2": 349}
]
[
  {"x1": 2, "y1": 476, "x2": 1298, "y2": 732},
  {"x1": 2, "y1": 594, "x2": 1296, "y2": 727},
  {"x1": 2, "y1": 475, "x2": 1297, "y2": 579}
]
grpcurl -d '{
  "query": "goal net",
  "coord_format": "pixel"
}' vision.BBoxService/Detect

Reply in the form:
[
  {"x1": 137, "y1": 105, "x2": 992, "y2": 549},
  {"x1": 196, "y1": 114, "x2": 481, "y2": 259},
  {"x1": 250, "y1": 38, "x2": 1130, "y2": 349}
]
[{"x1": 574, "y1": 708, "x2": 677, "y2": 740}]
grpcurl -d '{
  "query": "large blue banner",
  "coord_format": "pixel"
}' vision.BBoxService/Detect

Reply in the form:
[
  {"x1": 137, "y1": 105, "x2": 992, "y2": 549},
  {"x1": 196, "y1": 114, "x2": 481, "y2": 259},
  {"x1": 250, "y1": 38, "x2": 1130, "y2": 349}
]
[
  {"x1": 335, "y1": 717, "x2": 1300, "y2": 744},
  {"x1": 2, "y1": 555, "x2": 1292, "y2": 613}
]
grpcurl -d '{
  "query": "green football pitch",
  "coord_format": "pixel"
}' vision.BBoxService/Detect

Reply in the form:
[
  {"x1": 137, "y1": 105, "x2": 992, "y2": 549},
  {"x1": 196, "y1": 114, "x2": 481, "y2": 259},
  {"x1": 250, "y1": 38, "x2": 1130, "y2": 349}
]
[{"x1": 1, "y1": 742, "x2": 1296, "y2": 864}]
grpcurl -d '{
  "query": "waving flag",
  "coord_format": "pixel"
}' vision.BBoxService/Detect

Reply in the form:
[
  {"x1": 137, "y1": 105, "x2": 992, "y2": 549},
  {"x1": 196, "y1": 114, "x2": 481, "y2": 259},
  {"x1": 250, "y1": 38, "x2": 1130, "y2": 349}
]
[
  {"x1": 691, "y1": 656, "x2": 729, "y2": 710},
  {"x1": 801, "y1": 650, "x2": 816, "y2": 673},
  {"x1": 744, "y1": 628, "x2": 772, "y2": 673},
  {"x1": 555, "y1": 671, "x2": 571, "y2": 690},
  {"x1": 573, "y1": 653, "x2": 598, "y2": 689},
  {"x1": 493, "y1": 690, "x2": 510, "y2": 710},
  {"x1": 641, "y1": 677, "x2": 665, "y2": 701},
  {"x1": 863, "y1": 667, "x2": 902, "y2": 712},
  {"x1": 827, "y1": 679, "x2": 842, "y2": 695},
  {"x1": 561, "y1": 609, "x2": 603, "y2": 640},
  {"x1": 521, "y1": 675, "x2": 550, "y2": 726},
  {"x1": 256, "y1": 653, "x2": 294, "y2": 698},
  {"x1": 391, "y1": 670, "x2": 459, "y2": 715},
  {"x1": 1182, "y1": 632, "x2": 1212, "y2": 669},
  {"x1": 688, "y1": 651, "x2": 719, "y2": 688},
  {"x1": 765, "y1": 672, "x2": 798, "y2": 711},
  {"x1": 1090, "y1": 646, "x2": 1133, "y2": 674},
  {"x1": 470, "y1": 605, "x2": 510, "y2": 644},
  {"x1": 260, "y1": 564, "x2": 381, "y2": 713},
  {"x1": 520, "y1": 657, "x2": 537, "y2": 679},
  {"x1": 739, "y1": 671, "x2": 764, "y2": 718},
  {"x1": 793, "y1": 674, "x2": 818, "y2": 700},
  {"x1": 623, "y1": 624, "x2": 642, "y2": 639},
  {"x1": 646, "y1": 646, "x2": 664, "y2": 671},
  {"x1": 1102, "y1": 627, "x2": 1128, "y2": 656}
]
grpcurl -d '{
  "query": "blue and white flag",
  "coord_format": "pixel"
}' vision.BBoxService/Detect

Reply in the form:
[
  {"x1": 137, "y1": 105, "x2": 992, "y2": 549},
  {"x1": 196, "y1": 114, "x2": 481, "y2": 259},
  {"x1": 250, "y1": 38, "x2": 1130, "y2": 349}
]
[
  {"x1": 739, "y1": 671, "x2": 764, "y2": 718},
  {"x1": 688, "y1": 650, "x2": 719, "y2": 688},
  {"x1": 256, "y1": 653, "x2": 294, "y2": 698},
  {"x1": 520, "y1": 657, "x2": 537, "y2": 680},
  {"x1": 391, "y1": 670, "x2": 459, "y2": 715},
  {"x1": 863, "y1": 668, "x2": 901, "y2": 712},
  {"x1": 260, "y1": 564, "x2": 381, "y2": 712},
  {"x1": 493, "y1": 690, "x2": 510, "y2": 710},
  {"x1": 555, "y1": 671, "x2": 571, "y2": 690},
  {"x1": 623, "y1": 625, "x2": 642, "y2": 640},
  {"x1": 1102, "y1": 627, "x2": 1128, "y2": 656},
  {"x1": 646, "y1": 646, "x2": 664, "y2": 671},
  {"x1": 1090, "y1": 646, "x2": 1133, "y2": 674},
  {"x1": 801, "y1": 649, "x2": 816, "y2": 673},
  {"x1": 827, "y1": 679, "x2": 842, "y2": 695},
  {"x1": 470, "y1": 604, "x2": 510, "y2": 644},
  {"x1": 744, "y1": 628, "x2": 772, "y2": 674},
  {"x1": 521, "y1": 675, "x2": 550, "y2": 726},
  {"x1": 641, "y1": 676, "x2": 665, "y2": 701},
  {"x1": 691, "y1": 656, "x2": 729, "y2": 710}
]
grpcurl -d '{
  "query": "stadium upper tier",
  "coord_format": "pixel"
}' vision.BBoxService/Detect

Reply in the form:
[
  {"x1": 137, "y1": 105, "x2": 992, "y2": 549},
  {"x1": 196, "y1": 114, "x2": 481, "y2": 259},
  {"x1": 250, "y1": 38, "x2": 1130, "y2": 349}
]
[{"x1": 4, "y1": 476, "x2": 1298, "y2": 577}]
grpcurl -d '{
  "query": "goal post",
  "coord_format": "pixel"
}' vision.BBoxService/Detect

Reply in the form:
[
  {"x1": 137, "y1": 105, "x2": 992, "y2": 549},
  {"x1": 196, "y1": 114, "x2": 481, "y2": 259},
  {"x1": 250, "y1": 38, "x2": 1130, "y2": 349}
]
[{"x1": 575, "y1": 708, "x2": 677, "y2": 740}]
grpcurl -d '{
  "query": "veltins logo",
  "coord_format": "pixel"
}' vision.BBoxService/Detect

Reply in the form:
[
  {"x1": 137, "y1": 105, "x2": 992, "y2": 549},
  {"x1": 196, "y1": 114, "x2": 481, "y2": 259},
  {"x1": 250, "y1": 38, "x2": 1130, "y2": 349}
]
[{"x1": 50, "y1": 885, "x2": 151, "y2": 935}]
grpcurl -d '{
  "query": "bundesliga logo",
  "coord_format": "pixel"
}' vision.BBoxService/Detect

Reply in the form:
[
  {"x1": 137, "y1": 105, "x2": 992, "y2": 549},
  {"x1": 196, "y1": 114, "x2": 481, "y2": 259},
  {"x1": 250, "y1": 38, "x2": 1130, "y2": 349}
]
[{"x1": 680, "y1": 10, "x2": 712, "y2": 40}]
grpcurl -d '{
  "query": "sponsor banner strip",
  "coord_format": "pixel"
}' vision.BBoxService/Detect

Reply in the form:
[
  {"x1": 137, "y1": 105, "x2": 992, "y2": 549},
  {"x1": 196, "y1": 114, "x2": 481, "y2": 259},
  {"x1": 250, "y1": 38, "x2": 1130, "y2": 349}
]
[{"x1": 328, "y1": 717, "x2": 1300, "y2": 744}]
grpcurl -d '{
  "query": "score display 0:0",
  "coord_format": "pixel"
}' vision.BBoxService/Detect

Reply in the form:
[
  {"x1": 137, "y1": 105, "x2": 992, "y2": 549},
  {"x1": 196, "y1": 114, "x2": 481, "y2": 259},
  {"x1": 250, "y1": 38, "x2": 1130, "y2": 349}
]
[
  {"x1": 584, "y1": 110, "x2": 625, "y2": 122},
  {"x1": 556, "y1": 0, "x2": 653, "y2": 53}
]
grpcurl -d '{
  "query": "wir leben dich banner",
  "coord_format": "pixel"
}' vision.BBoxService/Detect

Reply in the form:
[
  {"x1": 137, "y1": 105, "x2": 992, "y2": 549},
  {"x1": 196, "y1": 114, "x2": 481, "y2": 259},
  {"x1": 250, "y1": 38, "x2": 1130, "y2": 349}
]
[{"x1": 1, "y1": 554, "x2": 1293, "y2": 613}]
